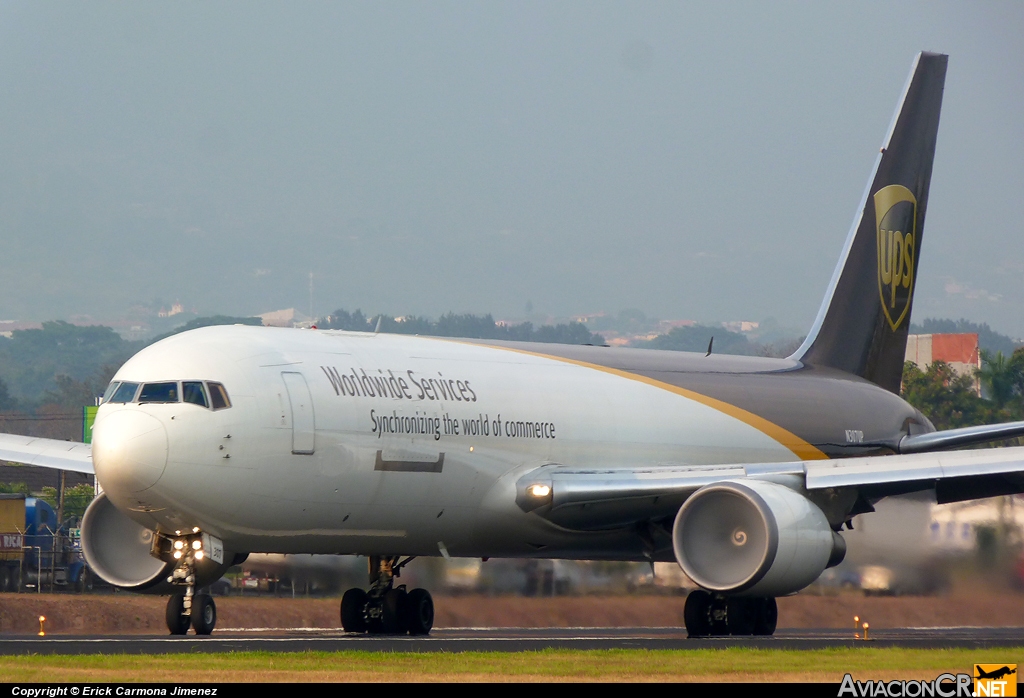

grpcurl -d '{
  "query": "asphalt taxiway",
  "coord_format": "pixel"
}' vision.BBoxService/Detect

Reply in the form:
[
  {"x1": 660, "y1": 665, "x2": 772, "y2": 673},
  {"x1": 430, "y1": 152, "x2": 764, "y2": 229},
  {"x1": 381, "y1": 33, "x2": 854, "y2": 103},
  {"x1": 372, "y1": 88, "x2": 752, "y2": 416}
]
[{"x1": 0, "y1": 627, "x2": 1021, "y2": 654}]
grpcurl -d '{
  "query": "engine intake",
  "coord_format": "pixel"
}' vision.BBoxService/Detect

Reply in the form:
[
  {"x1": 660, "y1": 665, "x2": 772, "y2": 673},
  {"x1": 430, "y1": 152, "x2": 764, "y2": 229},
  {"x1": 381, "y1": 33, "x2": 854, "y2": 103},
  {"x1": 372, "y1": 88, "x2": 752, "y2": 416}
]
[
  {"x1": 82, "y1": 493, "x2": 234, "y2": 592},
  {"x1": 672, "y1": 480, "x2": 843, "y2": 597}
]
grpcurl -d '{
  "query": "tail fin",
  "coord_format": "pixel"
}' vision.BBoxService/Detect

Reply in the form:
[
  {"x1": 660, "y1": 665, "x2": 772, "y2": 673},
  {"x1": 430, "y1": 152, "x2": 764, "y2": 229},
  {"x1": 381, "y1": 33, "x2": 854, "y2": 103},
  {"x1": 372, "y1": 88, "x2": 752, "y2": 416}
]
[{"x1": 792, "y1": 52, "x2": 948, "y2": 393}]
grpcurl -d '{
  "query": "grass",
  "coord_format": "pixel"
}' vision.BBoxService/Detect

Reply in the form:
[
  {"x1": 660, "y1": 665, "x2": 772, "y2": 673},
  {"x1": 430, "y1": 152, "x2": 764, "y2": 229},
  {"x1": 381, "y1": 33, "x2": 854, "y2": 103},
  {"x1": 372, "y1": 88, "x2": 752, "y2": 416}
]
[{"x1": 0, "y1": 647, "x2": 1019, "y2": 682}]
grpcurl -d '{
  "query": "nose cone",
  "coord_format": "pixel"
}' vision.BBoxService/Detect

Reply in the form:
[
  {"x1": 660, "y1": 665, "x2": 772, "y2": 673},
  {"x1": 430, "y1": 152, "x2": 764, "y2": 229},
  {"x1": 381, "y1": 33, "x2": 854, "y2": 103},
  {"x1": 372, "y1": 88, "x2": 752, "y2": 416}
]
[{"x1": 93, "y1": 410, "x2": 169, "y2": 494}]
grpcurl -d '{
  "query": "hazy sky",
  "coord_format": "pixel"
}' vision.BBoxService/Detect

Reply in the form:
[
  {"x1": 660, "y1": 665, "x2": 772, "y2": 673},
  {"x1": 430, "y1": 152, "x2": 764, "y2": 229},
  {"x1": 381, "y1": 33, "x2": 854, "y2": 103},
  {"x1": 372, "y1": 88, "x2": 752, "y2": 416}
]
[{"x1": 1, "y1": 2, "x2": 1022, "y2": 335}]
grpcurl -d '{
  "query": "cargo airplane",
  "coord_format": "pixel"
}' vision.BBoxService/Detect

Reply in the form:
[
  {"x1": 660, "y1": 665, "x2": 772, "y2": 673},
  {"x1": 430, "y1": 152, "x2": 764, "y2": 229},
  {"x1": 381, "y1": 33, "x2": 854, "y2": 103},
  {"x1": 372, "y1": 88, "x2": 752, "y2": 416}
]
[{"x1": 3, "y1": 52, "x2": 1023, "y2": 637}]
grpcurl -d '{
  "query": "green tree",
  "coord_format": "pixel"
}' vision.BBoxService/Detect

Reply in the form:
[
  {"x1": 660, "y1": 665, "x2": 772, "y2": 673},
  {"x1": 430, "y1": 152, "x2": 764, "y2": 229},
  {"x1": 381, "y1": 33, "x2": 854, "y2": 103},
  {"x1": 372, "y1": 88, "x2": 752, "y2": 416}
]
[
  {"x1": 901, "y1": 360, "x2": 999, "y2": 429},
  {"x1": 150, "y1": 315, "x2": 263, "y2": 343},
  {"x1": 0, "y1": 321, "x2": 139, "y2": 406},
  {"x1": 0, "y1": 378, "x2": 16, "y2": 411},
  {"x1": 40, "y1": 484, "x2": 94, "y2": 523},
  {"x1": 646, "y1": 325, "x2": 754, "y2": 355},
  {"x1": 322, "y1": 309, "x2": 604, "y2": 345},
  {"x1": 978, "y1": 349, "x2": 1023, "y2": 411},
  {"x1": 0, "y1": 482, "x2": 30, "y2": 495}
]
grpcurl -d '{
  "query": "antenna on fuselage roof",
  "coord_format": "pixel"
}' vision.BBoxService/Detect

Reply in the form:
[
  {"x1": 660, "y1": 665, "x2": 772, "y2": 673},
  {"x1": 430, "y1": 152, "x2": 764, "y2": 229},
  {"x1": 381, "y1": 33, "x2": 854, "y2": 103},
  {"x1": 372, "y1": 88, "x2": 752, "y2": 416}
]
[
  {"x1": 705, "y1": 336, "x2": 713, "y2": 357},
  {"x1": 374, "y1": 315, "x2": 382, "y2": 334}
]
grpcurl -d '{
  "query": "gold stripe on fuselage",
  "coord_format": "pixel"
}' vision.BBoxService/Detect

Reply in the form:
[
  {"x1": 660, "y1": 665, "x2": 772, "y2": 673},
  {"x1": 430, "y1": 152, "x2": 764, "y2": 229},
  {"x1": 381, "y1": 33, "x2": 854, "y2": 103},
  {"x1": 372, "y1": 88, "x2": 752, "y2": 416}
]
[{"x1": 438, "y1": 340, "x2": 827, "y2": 461}]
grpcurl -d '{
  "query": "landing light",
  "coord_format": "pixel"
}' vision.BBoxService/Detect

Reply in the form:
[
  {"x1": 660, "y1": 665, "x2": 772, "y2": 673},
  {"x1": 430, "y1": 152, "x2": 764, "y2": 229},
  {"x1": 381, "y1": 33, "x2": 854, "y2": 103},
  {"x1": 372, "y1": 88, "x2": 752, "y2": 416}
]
[
  {"x1": 528, "y1": 484, "x2": 551, "y2": 498},
  {"x1": 192, "y1": 540, "x2": 202, "y2": 550},
  {"x1": 173, "y1": 540, "x2": 184, "y2": 550},
  {"x1": 173, "y1": 551, "x2": 182, "y2": 560},
  {"x1": 195, "y1": 550, "x2": 204, "y2": 560}
]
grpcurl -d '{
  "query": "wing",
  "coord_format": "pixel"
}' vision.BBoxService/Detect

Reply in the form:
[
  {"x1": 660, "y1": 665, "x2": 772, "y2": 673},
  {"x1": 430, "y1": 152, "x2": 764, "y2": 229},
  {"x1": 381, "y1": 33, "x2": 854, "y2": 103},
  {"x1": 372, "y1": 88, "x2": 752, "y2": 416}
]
[
  {"x1": 517, "y1": 443, "x2": 1024, "y2": 531},
  {"x1": 0, "y1": 434, "x2": 93, "y2": 474}
]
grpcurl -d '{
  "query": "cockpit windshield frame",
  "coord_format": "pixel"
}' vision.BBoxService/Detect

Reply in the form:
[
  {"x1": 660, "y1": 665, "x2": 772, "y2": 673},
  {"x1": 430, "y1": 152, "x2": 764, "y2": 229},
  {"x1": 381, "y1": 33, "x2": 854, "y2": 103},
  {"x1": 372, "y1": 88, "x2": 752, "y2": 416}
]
[
  {"x1": 138, "y1": 382, "x2": 180, "y2": 404},
  {"x1": 101, "y1": 380, "x2": 231, "y2": 410},
  {"x1": 106, "y1": 382, "x2": 141, "y2": 404}
]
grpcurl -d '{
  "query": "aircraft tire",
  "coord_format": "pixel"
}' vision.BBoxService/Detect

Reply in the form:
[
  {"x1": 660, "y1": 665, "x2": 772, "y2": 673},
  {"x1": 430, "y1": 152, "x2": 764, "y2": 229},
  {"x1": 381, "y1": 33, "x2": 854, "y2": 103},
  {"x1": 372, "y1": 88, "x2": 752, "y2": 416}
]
[
  {"x1": 191, "y1": 594, "x2": 217, "y2": 635},
  {"x1": 683, "y1": 590, "x2": 713, "y2": 637},
  {"x1": 753, "y1": 597, "x2": 778, "y2": 636},
  {"x1": 406, "y1": 588, "x2": 434, "y2": 636},
  {"x1": 381, "y1": 588, "x2": 408, "y2": 634},
  {"x1": 165, "y1": 595, "x2": 191, "y2": 635},
  {"x1": 341, "y1": 588, "x2": 368, "y2": 633},
  {"x1": 726, "y1": 597, "x2": 757, "y2": 635}
]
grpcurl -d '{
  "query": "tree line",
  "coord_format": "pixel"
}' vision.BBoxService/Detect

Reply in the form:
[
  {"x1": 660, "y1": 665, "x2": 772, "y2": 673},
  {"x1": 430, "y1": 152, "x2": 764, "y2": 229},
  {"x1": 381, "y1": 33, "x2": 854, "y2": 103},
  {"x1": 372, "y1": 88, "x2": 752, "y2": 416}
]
[
  {"x1": 0, "y1": 312, "x2": 1018, "y2": 442},
  {"x1": 321, "y1": 309, "x2": 604, "y2": 345},
  {"x1": 0, "y1": 311, "x2": 602, "y2": 430},
  {"x1": 901, "y1": 348, "x2": 1024, "y2": 432}
]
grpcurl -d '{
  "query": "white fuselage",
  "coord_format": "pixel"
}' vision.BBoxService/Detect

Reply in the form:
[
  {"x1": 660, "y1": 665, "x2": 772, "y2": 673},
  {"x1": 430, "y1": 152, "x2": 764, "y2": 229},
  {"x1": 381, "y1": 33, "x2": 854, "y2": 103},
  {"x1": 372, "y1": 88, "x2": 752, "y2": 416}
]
[{"x1": 93, "y1": 326, "x2": 803, "y2": 561}]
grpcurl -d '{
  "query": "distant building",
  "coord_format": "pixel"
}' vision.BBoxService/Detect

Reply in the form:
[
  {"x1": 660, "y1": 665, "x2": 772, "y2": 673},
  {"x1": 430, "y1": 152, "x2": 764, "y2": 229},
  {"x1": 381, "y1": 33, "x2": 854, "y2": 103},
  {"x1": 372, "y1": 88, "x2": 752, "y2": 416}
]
[
  {"x1": 721, "y1": 320, "x2": 760, "y2": 334},
  {"x1": 905, "y1": 333, "x2": 981, "y2": 394},
  {"x1": 259, "y1": 308, "x2": 314, "y2": 328},
  {"x1": 599, "y1": 333, "x2": 630, "y2": 347},
  {"x1": 158, "y1": 301, "x2": 185, "y2": 318},
  {"x1": 657, "y1": 319, "x2": 696, "y2": 331},
  {"x1": 105, "y1": 322, "x2": 153, "y2": 341},
  {"x1": 259, "y1": 308, "x2": 298, "y2": 327}
]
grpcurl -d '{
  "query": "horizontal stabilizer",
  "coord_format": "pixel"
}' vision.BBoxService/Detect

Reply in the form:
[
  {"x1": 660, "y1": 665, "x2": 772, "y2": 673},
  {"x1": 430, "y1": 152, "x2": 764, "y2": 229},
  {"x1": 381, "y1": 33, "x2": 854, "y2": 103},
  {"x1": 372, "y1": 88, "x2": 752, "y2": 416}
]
[
  {"x1": 900, "y1": 421, "x2": 1024, "y2": 454},
  {"x1": 0, "y1": 433, "x2": 93, "y2": 474}
]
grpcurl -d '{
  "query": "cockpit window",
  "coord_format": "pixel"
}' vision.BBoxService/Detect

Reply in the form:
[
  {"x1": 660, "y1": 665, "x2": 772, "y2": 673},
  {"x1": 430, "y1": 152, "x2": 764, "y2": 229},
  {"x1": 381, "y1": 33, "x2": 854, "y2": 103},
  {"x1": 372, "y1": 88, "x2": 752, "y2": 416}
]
[
  {"x1": 138, "y1": 382, "x2": 179, "y2": 403},
  {"x1": 101, "y1": 382, "x2": 121, "y2": 403},
  {"x1": 109, "y1": 382, "x2": 140, "y2": 404},
  {"x1": 208, "y1": 382, "x2": 231, "y2": 410},
  {"x1": 182, "y1": 381, "x2": 208, "y2": 408}
]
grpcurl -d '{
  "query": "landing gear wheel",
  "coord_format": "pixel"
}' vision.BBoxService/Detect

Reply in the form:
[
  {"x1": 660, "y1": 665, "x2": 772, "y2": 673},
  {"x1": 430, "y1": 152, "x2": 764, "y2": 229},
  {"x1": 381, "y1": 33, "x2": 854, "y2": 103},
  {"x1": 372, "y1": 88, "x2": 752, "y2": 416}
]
[
  {"x1": 725, "y1": 597, "x2": 756, "y2": 636},
  {"x1": 341, "y1": 588, "x2": 368, "y2": 633},
  {"x1": 191, "y1": 594, "x2": 217, "y2": 635},
  {"x1": 683, "y1": 590, "x2": 712, "y2": 637},
  {"x1": 381, "y1": 588, "x2": 408, "y2": 634},
  {"x1": 406, "y1": 588, "x2": 434, "y2": 636},
  {"x1": 753, "y1": 597, "x2": 777, "y2": 636},
  {"x1": 165, "y1": 595, "x2": 191, "y2": 635}
]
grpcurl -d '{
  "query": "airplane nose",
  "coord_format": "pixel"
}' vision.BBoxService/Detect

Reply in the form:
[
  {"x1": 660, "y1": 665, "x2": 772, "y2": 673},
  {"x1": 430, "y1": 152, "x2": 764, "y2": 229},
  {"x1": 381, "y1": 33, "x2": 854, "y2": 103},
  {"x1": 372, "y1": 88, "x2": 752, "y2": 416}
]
[{"x1": 92, "y1": 410, "x2": 169, "y2": 494}]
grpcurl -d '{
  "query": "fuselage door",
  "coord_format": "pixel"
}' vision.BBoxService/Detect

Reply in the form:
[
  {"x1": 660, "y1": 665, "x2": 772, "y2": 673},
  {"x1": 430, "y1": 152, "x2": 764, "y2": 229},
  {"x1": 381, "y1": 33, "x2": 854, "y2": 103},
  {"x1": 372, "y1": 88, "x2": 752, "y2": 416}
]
[{"x1": 281, "y1": 372, "x2": 315, "y2": 455}]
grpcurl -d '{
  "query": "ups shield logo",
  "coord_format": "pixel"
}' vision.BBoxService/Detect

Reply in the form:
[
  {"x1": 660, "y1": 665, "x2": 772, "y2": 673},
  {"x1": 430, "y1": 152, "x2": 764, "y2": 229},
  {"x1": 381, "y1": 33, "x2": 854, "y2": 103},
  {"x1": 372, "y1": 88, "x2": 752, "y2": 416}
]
[{"x1": 875, "y1": 184, "x2": 917, "y2": 331}]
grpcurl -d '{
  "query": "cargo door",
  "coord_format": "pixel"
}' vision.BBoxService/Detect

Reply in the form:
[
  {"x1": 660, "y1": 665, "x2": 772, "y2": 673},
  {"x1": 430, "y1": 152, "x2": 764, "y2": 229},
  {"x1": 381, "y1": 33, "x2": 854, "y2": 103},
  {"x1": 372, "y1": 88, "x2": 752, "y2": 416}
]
[{"x1": 281, "y1": 372, "x2": 315, "y2": 454}]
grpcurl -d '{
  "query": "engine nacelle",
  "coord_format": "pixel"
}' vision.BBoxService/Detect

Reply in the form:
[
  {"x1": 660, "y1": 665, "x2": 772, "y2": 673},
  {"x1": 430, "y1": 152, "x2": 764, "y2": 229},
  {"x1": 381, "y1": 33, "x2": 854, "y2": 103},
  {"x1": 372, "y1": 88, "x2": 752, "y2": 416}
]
[
  {"x1": 81, "y1": 493, "x2": 234, "y2": 593},
  {"x1": 672, "y1": 480, "x2": 844, "y2": 597}
]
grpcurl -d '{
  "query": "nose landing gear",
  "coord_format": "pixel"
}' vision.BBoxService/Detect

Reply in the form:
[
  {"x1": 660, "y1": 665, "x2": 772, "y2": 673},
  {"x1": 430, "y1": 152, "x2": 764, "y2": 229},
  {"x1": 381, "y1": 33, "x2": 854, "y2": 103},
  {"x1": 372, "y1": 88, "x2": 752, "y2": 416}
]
[
  {"x1": 683, "y1": 589, "x2": 777, "y2": 637},
  {"x1": 340, "y1": 555, "x2": 434, "y2": 635},
  {"x1": 161, "y1": 531, "x2": 217, "y2": 636}
]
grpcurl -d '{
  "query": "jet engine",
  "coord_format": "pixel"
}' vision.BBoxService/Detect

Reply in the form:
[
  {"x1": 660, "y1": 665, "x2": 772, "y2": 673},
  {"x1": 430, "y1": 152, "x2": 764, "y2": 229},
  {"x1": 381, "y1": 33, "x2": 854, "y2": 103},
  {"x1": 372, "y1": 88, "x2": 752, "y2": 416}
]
[
  {"x1": 672, "y1": 480, "x2": 845, "y2": 597},
  {"x1": 81, "y1": 493, "x2": 233, "y2": 592}
]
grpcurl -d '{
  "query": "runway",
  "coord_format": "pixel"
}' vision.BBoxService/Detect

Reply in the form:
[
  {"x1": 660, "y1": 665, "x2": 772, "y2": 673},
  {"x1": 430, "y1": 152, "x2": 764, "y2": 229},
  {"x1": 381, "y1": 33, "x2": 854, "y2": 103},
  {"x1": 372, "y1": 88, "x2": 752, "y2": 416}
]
[{"x1": 0, "y1": 627, "x2": 1022, "y2": 654}]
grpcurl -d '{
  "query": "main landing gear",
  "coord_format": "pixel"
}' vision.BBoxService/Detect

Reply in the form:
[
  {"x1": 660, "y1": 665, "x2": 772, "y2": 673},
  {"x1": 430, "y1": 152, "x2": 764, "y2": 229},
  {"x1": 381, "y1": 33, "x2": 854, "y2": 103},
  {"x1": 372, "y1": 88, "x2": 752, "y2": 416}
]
[
  {"x1": 683, "y1": 590, "x2": 777, "y2": 637},
  {"x1": 341, "y1": 555, "x2": 434, "y2": 635}
]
